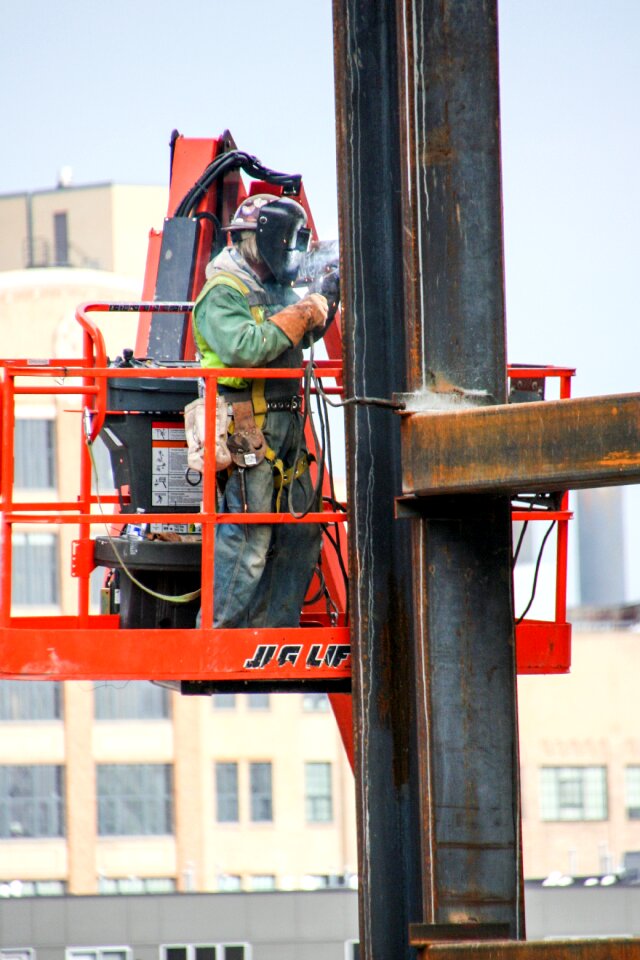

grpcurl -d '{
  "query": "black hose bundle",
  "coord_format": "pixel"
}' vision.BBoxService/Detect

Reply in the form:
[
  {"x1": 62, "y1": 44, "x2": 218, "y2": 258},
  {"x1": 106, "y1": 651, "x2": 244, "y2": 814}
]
[{"x1": 173, "y1": 150, "x2": 301, "y2": 219}]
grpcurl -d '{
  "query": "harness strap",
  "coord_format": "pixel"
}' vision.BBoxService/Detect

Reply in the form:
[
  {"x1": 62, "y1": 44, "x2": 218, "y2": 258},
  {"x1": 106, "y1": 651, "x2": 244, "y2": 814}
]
[
  {"x1": 265, "y1": 450, "x2": 311, "y2": 512},
  {"x1": 200, "y1": 271, "x2": 310, "y2": 499}
]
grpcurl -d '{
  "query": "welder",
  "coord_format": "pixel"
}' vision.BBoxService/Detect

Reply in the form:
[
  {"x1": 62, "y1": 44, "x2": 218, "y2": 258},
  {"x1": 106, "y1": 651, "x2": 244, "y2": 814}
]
[{"x1": 192, "y1": 193, "x2": 338, "y2": 628}]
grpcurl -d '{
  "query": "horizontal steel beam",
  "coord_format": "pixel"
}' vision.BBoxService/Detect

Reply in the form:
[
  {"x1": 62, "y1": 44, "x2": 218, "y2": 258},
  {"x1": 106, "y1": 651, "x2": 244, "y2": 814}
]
[
  {"x1": 410, "y1": 924, "x2": 510, "y2": 944},
  {"x1": 413, "y1": 939, "x2": 640, "y2": 960},
  {"x1": 401, "y1": 393, "x2": 640, "y2": 497}
]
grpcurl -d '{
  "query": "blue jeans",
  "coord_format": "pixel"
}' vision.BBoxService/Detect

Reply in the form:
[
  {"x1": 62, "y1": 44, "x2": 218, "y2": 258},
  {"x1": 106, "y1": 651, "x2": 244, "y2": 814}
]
[{"x1": 212, "y1": 410, "x2": 321, "y2": 628}]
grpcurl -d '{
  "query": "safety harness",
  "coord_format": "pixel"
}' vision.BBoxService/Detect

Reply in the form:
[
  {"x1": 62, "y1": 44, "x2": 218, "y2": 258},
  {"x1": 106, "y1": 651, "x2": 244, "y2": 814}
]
[{"x1": 193, "y1": 270, "x2": 310, "y2": 510}]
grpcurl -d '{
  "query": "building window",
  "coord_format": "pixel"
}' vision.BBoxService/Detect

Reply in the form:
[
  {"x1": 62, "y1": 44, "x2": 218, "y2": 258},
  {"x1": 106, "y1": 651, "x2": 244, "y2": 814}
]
[
  {"x1": 249, "y1": 762, "x2": 272, "y2": 823},
  {"x1": 93, "y1": 682, "x2": 170, "y2": 720},
  {"x1": 625, "y1": 767, "x2": 640, "y2": 819},
  {"x1": 0, "y1": 680, "x2": 62, "y2": 721},
  {"x1": 540, "y1": 766, "x2": 608, "y2": 821},
  {"x1": 217, "y1": 874, "x2": 242, "y2": 892},
  {"x1": 97, "y1": 876, "x2": 175, "y2": 895},
  {"x1": 53, "y1": 211, "x2": 69, "y2": 266},
  {"x1": 302, "y1": 693, "x2": 330, "y2": 712},
  {"x1": 161, "y1": 947, "x2": 249, "y2": 960},
  {"x1": 97, "y1": 764, "x2": 173, "y2": 836},
  {"x1": 12, "y1": 532, "x2": 59, "y2": 606},
  {"x1": 305, "y1": 762, "x2": 333, "y2": 823},
  {"x1": 0, "y1": 879, "x2": 65, "y2": 898},
  {"x1": 0, "y1": 765, "x2": 64, "y2": 838},
  {"x1": 212, "y1": 694, "x2": 236, "y2": 710},
  {"x1": 66, "y1": 950, "x2": 131, "y2": 960},
  {"x1": 301, "y1": 874, "x2": 332, "y2": 890},
  {"x1": 215, "y1": 762, "x2": 239, "y2": 823},
  {"x1": 345, "y1": 942, "x2": 360, "y2": 960},
  {"x1": 1, "y1": 951, "x2": 35, "y2": 960},
  {"x1": 247, "y1": 693, "x2": 269, "y2": 710},
  {"x1": 15, "y1": 419, "x2": 55, "y2": 489},
  {"x1": 247, "y1": 875, "x2": 275, "y2": 891}
]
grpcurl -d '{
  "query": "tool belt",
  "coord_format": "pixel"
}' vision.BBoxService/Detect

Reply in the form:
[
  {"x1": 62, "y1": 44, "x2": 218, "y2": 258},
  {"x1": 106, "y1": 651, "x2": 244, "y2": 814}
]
[
  {"x1": 265, "y1": 395, "x2": 302, "y2": 413},
  {"x1": 226, "y1": 381, "x2": 311, "y2": 511}
]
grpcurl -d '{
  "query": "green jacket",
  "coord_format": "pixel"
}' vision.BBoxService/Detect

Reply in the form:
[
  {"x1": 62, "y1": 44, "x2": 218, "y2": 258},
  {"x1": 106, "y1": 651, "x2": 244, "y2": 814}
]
[{"x1": 193, "y1": 247, "x2": 303, "y2": 399}]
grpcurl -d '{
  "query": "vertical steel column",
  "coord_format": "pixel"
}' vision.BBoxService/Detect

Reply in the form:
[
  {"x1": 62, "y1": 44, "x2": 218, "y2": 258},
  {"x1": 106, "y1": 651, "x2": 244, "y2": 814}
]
[
  {"x1": 334, "y1": 0, "x2": 524, "y2": 954},
  {"x1": 333, "y1": 1, "x2": 424, "y2": 957},
  {"x1": 396, "y1": 2, "x2": 524, "y2": 936}
]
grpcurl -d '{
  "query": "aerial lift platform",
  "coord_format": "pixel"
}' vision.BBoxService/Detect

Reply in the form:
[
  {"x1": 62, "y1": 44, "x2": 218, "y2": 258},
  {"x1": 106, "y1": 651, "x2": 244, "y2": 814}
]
[{"x1": 2, "y1": 1, "x2": 640, "y2": 958}]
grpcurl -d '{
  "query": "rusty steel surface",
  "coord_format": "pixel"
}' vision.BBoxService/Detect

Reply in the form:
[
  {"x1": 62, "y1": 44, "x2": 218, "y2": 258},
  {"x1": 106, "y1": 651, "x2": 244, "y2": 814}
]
[
  {"x1": 334, "y1": 0, "x2": 522, "y2": 955},
  {"x1": 394, "y1": 0, "x2": 524, "y2": 942},
  {"x1": 416, "y1": 940, "x2": 640, "y2": 960},
  {"x1": 333, "y1": 0, "x2": 424, "y2": 956},
  {"x1": 410, "y1": 923, "x2": 511, "y2": 944},
  {"x1": 401, "y1": 394, "x2": 640, "y2": 497}
]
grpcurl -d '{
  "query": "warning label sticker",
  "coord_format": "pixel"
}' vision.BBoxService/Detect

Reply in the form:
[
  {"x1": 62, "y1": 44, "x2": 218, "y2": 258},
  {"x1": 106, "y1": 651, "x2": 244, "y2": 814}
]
[{"x1": 151, "y1": 421, "x2": 201, "y2": 507}]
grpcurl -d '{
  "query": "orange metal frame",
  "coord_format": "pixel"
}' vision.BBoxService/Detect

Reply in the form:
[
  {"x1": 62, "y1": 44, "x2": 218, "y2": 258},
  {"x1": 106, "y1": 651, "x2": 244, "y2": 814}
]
[
  {"x1": 509, "y1": 366, "x2": 574, "y2": 674},
  {"x1": 0, "y1": 303, "x2": 348, "y2": 677},
  {"x1": 0, "y1": 302, "x2": 573, "y2": 684}
]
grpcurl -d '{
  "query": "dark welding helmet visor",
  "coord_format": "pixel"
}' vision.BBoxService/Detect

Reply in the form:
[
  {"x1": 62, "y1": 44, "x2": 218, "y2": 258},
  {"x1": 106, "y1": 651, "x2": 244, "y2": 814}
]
[{"x1": 256, "y1": 198, "x2": 311, "y2": 284}]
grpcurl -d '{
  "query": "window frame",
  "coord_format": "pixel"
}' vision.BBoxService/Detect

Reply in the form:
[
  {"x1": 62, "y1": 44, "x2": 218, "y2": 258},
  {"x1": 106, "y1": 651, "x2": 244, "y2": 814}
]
[
  {"x1": 246, "y1": 693, "x2": 270, "y2": 711},
  {"x1": 212, "y1": 693, "x2": 236, "y2": 710},
  {"x1": 302, "y1": 692, "x2": 330, "y2": 712},
  {"x1": 65, "y1": 948, "x2": 132, "y2": 960},
  {"x1": 540, "y1": 765, "x2": 608, "y2": 822},
  {"x1": 97, "y1": 763, "x2": 173, "y2": 837},
  {"x1": 160, "y1": 946, "x2": 250, "y2": 960},
  {"x1": 625, "y1": 766, "x2": 640, "y2": 820},
  {"x1": 14, "y1": 417, "x2": 56, "y2": 491},
  {"x1": 11, "y1": 531, "x2": 60, "y2": 607},
  {"x1": 0, "y1": 764, "x2": 65, "y2": 839},
  {"x1": 305, "y1": 761, "x2": 334, "y2": 823},
  {"x1": 247, "y1": 874, "x2": 276, "y2": 891},
  {"x1": 249, "y1": 761, "x2": 273, "y2": 823},
  {"x1": 215, "y1": 761, "x2": 239, "y2": 824},
  {"x1": 93, "y1": 681, "x2": 170, "y2": 721},
  {"x1": 0, "y1": 680, "x2": 62, "y2": 722}
]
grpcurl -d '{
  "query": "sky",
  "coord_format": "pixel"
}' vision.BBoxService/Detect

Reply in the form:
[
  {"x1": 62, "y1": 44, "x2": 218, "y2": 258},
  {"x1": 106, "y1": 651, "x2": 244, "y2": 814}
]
[{"x1": 3, "y1": 0, "x2": 640, "y2": 598}]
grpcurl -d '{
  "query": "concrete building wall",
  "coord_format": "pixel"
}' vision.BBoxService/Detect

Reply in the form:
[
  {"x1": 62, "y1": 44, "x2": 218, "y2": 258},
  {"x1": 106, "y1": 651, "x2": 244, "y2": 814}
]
[
  {"x1": 518, "y1": 630, "x2": 640, "y2": 878},
  {"x1": 0, "y1": 184, "x2": 167, "y2": 278},
  {"x1": 0, "y1": 195, "x2": 28, "y2": 270},
  {"x1": 5, "y1": 886, "x2": 640, "y2": 956},
  {"x1": 0, "y1": 891, "x2": 360, "y2": 960}
]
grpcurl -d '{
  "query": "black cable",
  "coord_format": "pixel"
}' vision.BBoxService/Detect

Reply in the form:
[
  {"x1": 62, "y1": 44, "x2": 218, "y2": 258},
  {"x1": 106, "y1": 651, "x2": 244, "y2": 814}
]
[
  {"x1": 303, "y1": 563, "x2": 328, "y2": 606},
  {"x1": 515, "y1": 520, "x2": 556, "y2": 625},
  {"x1": 288, "y1": 342, "x2": 325, "y2": 519},
  {"x1": 314, "y1": 378, "x2": 405, "y2": 411},
  {"x1": 174, "y1": 150, "x2": 302, "y2": 219},
  {"x1": 512, "y1": 519, "x2": 529, "y2": 566},
  {"x1": 314, "y1": 376, "x2": 349, "y2": 616},
  {"x1": 322, "y1": 522, "x2": 350, "y2": 610}
]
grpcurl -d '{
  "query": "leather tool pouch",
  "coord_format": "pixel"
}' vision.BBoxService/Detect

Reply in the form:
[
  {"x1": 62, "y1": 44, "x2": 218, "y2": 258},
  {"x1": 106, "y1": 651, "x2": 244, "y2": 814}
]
[
  {"x1": 227, "y1": 400, "x2": 268, "y2": 468},
  {"x1": 184, "y1": 395, "x2": 232, "y2": 474}
]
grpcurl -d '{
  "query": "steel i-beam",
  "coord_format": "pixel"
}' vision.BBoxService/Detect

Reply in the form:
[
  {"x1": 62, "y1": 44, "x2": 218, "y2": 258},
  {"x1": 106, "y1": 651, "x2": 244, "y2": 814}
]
[
  {"x1": 333, "y1": 0, "x2": 425, "y2": 956},
  {"x1": 395, "y1": 0, "x2": 524, "y2": 940},
  {"x1": 334, "y1": 0, "x2": 523, "y2": 956}
]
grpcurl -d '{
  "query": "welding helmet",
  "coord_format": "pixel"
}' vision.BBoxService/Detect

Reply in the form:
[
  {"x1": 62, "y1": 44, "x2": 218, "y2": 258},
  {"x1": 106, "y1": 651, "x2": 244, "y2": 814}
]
[{"x1": 226, "y1": 194, "x2": 311, "y2": 284}]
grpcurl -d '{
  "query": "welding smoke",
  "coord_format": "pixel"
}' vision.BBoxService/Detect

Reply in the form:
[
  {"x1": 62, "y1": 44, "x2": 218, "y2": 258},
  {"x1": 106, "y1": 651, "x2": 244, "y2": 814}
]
[{"x1": 296, "y1": 239, "x2": 339, "y2": 286}]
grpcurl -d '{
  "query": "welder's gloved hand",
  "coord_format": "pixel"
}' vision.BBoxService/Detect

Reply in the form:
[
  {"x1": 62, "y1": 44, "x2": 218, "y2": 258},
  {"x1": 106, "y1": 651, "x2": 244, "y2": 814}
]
[
  {"x1": 320, "y1": 269, "x2": 340, "y2": 324},
  {"x1": 270, "y1": 294, "x2": 328, "y2": 346}
]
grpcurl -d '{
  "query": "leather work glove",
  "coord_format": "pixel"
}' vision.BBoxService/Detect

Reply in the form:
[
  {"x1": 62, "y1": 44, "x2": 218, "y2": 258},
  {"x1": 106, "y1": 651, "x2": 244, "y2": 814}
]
[{"x1": 270, "y1": 293, "x2": 328, "y2": 346}]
